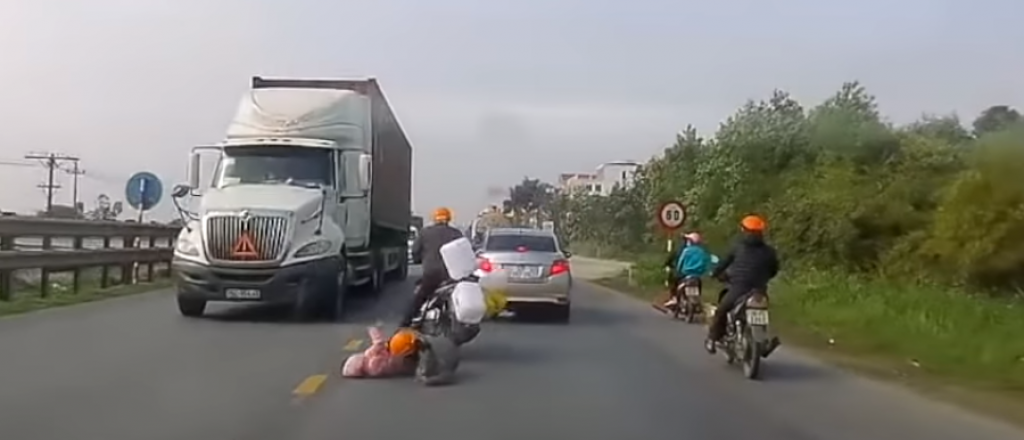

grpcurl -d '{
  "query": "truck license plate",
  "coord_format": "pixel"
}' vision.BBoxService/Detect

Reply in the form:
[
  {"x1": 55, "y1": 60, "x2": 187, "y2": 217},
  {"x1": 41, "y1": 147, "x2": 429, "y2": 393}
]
[{"x1": 225, "y1": 288, "x2": 261, "y2": 299}]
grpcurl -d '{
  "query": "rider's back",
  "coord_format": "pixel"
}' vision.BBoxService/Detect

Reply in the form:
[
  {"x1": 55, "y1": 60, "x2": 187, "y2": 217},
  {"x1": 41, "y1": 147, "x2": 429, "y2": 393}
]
[
  {"x1": 417, "y1": 224, "x2": 464, "y2": 278},
  {"x1": 677, "y1": 244, "x2": 711, "y2": 277},
  {"x1": 722, "y1": 233, "x2": 779, "y2": 289}
]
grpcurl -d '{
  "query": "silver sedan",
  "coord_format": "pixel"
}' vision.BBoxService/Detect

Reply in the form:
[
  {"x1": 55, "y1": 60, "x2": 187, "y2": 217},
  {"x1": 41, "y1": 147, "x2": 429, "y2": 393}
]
[{"x1": 475, "y1": 227, "x2": 572, "y2": 322}]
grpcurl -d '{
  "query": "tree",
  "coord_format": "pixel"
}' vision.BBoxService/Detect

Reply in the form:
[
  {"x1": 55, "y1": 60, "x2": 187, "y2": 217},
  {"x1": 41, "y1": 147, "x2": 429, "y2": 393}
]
[
  {"x1": 504, "y1": 177, "x2": 556, "y2": 225},
  {"x1": 905, "y1": 114, "x2": 972, "y2": 145},
  {"x1": 555, "y1": 81, "x2": 1024, "y2": 291},
  {"x1": 972, "y1": 105, "x2": 1021, "y2": 137}
]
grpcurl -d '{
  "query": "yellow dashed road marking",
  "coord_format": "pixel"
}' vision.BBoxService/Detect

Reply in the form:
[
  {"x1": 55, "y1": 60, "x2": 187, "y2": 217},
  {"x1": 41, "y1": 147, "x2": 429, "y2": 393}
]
[
  {"x1": 343, "y1": 339, "x2": 364, "y2": 351},
  {"x1": 292, "y1": 374, "x2": 328, "y2": 397}
]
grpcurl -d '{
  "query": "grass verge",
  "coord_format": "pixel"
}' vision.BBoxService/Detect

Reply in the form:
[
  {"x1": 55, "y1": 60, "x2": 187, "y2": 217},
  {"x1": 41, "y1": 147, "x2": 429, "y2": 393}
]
[
  {"x1": 0, "y1": 279, "x2": 172, "y2": 317},
  {"x1": 593, "y1": 263, "x2": 1024, "y2": 428}
]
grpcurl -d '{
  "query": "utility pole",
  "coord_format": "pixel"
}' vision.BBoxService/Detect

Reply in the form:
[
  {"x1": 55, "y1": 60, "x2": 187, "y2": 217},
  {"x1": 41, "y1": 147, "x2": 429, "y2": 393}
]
[
  {"x1": 65, "y1": 162, "x2": 86, "y2": 213},
  {"x1": 24, "y1": 152, "x2": 79, "y2": 216}
]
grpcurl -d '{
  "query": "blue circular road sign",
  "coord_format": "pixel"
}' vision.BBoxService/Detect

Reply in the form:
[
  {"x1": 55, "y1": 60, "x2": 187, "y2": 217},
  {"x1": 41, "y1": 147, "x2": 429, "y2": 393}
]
[{"x1": 125, "y1": 171, "x2": 163, "y2": 211}]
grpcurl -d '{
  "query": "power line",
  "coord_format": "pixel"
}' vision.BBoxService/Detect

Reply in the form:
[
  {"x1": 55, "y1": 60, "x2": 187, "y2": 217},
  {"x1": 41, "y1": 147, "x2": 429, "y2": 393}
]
[
  {"x1": 0, "y1": 160, "x2": 36, "y2": 168},
  {"x1": 64, "y1": 162, "x2": 86, "y2": 212},
  {"x1": 24, "y1": 152, "x2": 80, "y2": 216}
]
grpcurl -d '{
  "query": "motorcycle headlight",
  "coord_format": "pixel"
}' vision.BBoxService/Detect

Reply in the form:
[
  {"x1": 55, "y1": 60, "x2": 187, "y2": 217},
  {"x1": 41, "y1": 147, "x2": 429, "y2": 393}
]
[
  {"x1": 175, "y1": 237, "x2": 199, "y2": 256},
  {"x1": 294, "y1": 240, "x2": 332, "y2": 258}
]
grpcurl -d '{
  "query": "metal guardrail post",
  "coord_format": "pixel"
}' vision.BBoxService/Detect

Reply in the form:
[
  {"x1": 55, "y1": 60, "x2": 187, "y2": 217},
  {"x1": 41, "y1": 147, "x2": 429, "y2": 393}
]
[
  {"x1": 0, "y1": 217, "x2": 181, "y2": 301},
  {"x1": 0, "y1": 235, "x2": 12, "y2": 301}
]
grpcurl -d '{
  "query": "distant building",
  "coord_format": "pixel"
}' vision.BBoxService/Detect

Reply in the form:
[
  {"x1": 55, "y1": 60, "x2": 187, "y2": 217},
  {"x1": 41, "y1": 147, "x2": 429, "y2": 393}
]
[{"x1": 558, "y1": 160, "x2": 641, "y2": 196}]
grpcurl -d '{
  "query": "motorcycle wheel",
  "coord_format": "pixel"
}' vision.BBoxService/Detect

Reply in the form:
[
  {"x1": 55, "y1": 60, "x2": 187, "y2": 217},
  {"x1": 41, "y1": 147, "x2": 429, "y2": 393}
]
[
  {"x1": 415, "y1": 336, "x2": 459, "y2": 386},
  {"x1": 723, "y1": 324, "x2": 738, "y2": 364},
  {"x1": 451, "y1": 324, "x2": 481, "y2": 346},
  {"x1": 685, "y1": 301, "x2": 698, "y2": 324},
  {"x1": 723, "y1": 339, "x2": 737, "y2": 364},
  {"x1": 419, "y1": 312, "x2": 452, "y2": 339},
  {"x1": 741, "y1": 329, "x2": 762, "y2": 380}
]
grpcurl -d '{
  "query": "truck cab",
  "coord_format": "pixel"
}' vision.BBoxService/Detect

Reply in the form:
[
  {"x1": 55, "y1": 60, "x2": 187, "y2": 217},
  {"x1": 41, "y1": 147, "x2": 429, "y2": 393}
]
[{"x1": 171, "y1": 77, "x2": 412, "y2": 321}]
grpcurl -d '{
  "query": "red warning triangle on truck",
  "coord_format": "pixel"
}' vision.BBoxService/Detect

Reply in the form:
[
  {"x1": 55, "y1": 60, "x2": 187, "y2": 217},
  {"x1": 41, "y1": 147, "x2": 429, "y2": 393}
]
[{"x1": 231, "y1": 232, "x2": 260, "y2": 260}]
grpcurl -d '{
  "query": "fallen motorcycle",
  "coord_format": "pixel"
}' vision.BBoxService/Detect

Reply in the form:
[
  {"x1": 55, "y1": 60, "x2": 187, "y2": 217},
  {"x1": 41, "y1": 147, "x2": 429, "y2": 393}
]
[
  {"x1": 411, "y1": 277, "x2": 485, "y2": 346},
  {"x1": 414, "y1": 333, "x2": 460, "y2": 386}
]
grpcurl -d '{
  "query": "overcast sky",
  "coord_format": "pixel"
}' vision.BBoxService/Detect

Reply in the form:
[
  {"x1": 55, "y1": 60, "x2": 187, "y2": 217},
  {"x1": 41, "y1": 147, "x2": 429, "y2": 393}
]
[{"x1": 0, "y1": 0, "x2": 1020, "y2": 222}]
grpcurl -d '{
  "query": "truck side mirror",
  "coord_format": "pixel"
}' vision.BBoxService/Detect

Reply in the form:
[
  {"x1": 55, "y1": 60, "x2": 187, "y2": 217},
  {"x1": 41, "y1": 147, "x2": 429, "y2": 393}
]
[
  {"x1": 188, "y1": 152, "x2": 202, "y2": 190},
  {"x1": 171, "y1": 184, "x2": 191, "y2": 198},
  {"x1": 357, "y1": 153, "x2": 372, "y2": 192}
]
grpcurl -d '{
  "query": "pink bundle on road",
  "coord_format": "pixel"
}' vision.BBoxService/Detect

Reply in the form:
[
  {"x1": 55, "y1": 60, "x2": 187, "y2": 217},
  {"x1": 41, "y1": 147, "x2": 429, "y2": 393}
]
[{"x1": 340, "y1": 326, "x2": 414, "y2": 378}]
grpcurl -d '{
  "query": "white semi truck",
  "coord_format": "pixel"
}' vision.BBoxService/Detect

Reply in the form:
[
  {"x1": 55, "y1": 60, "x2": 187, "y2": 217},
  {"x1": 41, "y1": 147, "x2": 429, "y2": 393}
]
[{"x1": 171, "y1": 76, "x2": 413, "y2": 321}]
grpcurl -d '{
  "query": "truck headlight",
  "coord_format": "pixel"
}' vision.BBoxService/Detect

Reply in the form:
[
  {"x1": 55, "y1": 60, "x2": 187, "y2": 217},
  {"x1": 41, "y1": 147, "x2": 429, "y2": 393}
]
[
  {"x1": 294, "y1": 240, "x2": 332, "y2": 258},
  {"x1": 175, "y1": 237, "x2": 199, "y2": 256}
]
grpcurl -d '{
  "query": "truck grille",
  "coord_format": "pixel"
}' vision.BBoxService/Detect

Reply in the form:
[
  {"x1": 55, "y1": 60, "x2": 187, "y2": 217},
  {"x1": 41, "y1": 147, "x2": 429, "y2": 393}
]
[{"x1": 205, "y1": 214, "x2": 289, "y2": 262}]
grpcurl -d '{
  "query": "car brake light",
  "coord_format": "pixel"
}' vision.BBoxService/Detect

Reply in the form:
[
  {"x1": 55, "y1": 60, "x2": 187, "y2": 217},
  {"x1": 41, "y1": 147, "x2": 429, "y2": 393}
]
[
  {"x1": 478, "y1": 258, "x2": 493, "y2": 272},
  {"x1": 516, "y1": 246, "x2": 528, "y2": 252},
  {"x1": 550, "y1": 259, "x2": 569, "y2": 275}
]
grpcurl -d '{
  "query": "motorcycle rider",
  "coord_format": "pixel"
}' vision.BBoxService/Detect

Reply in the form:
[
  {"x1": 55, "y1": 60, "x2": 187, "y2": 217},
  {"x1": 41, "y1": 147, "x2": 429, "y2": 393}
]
[
  {"x1": 662, "y1": 232, "x2": 711, "y2": 310},
  {"x1": 652, "y1": 231, "x2": 690, "y2": 313},
  {"x1": 705, "y1": 215, "x2": 780, "y2": 354},
  {"x1": 398, "y1": 207, "x2": 464, "y2": 329}
]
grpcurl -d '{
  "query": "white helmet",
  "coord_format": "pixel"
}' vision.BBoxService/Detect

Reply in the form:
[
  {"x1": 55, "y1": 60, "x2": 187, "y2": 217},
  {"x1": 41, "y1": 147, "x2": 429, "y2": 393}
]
[{"x1": 683, "y1": 232, "x2": 703, "y2": 244}]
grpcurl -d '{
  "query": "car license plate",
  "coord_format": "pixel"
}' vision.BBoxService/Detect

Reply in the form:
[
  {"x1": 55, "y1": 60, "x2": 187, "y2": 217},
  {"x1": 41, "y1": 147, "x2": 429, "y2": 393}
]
[
  {"x1": 509, "y1": 265, "x2": 542, "y2": 279},
  {"x1": 746, "y1": 309, "x2": 769, "y2": 326},
  {"x1": 225, "y1": 288, "x2": 261, "y2": 299},
  {"x1": 684, "y1": 286, "x2": 701, "y2": 297}
]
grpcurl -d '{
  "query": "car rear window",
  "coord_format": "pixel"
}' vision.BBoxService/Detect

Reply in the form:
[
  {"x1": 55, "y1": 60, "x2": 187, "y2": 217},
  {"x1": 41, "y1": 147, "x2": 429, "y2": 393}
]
[{"x1": 485, "y1": 234, "x2": 558, "y2": 253}]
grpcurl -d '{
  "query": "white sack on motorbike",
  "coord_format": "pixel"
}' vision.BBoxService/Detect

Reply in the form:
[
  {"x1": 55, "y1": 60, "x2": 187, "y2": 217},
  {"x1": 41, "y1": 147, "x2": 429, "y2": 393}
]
[
  {"x1": 440, "y1": 237, "x2": 477, "y2": 279},
  {"x1": 451, "y1": 282, "x2": 487, "y2": 324}
]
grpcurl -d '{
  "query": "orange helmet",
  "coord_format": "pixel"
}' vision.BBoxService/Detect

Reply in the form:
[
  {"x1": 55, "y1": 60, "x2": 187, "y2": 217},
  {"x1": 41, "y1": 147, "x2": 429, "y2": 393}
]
[
  {"x1": 740, "y1": 215, "x2": 766, "y2": 232},
  {"x1": 388, "y1": 329, "x2": 418, "y2": 357},
  {"x1": 433, "y1": 207, "x2": 453, "y2": 223}
]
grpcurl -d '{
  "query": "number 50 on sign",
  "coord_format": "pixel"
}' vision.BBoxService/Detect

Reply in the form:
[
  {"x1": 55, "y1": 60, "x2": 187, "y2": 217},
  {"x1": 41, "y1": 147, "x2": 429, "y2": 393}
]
[{"x1": 657, "y1": 201, "x2": 687, "y2": 232}]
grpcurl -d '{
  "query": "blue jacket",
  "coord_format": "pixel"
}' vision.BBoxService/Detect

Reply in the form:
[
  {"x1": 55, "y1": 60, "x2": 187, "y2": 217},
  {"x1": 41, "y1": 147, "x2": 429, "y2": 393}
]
[{"x1": 675, "y1": 244, "x2": 711, "y2": 278}]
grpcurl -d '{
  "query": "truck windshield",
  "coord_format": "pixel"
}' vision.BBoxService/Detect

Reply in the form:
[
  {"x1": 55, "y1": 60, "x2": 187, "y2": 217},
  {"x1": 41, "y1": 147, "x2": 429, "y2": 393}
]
[{"x1": 214, "y1": 145, "x2": 334, "y2": 189}]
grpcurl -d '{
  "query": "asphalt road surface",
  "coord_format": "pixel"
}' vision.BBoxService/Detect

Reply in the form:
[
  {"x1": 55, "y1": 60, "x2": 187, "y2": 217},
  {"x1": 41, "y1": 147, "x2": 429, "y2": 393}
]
[{"x1": 0, "y1": 257, "x2": 1021, "y2": 440}]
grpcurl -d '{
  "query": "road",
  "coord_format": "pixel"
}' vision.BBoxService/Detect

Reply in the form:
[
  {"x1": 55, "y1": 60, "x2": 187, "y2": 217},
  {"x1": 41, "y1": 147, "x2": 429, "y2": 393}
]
[{"x1": 0, "y1": 256, "x2": 1021, "y2": 440}]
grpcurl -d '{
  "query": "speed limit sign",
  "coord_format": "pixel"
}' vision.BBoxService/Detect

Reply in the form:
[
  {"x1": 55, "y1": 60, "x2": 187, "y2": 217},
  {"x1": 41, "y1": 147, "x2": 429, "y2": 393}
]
[{"x1": 657, "y1": 201, "x2": 687, "y2": 231}]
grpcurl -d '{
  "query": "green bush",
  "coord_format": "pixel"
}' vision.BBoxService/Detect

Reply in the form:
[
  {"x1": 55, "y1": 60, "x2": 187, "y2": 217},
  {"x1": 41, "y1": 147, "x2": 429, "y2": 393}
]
[
  {"x1": 543, "y1": 83, "x2": 1024, "y2": 399},
  {"x1": 555, "y1": 82, "x2": 1024, "y2": 293}
]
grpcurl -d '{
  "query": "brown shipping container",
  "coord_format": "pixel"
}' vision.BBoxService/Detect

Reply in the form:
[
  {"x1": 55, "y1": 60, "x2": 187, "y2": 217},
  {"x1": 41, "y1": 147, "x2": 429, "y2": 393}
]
[{"x1": 251, "y1": 77, "x2": 413, "y2": 234}]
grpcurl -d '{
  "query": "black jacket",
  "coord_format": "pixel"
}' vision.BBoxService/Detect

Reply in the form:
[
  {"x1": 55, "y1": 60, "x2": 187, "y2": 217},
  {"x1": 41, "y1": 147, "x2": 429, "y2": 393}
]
[
  {"x1": 710, "y1": 233, "x2": 780, "y2": 289},
  {"x1": 411, "y1": 223, "x2": 464, "y2": 278}
]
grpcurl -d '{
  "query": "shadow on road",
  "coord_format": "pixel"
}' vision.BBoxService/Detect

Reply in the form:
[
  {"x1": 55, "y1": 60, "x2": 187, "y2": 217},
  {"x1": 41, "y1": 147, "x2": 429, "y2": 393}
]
[
  {"x1": 762, "y1": 359, "x2": 831, "y2": 382},
  {"x1": 496, "y1": 303, "x2": 638, "y2": 327},
  {"x1": 199, "y1": 289, "x2": 394, "y2": 325},
  {"x1": 462, "y1": 339, "x2": 549, "y2": 364}
]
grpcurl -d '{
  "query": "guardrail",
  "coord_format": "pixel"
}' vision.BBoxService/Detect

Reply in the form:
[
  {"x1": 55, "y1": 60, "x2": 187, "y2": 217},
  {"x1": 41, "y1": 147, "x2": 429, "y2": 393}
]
[{"x1": 0, "y1": 217, "x2": 181, "y2": 301}]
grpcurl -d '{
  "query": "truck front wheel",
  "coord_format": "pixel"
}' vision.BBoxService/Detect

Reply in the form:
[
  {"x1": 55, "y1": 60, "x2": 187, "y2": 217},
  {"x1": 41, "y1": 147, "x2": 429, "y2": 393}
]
[
  {"x1": 292, "y1": 272, "x2": 338, "y2": 322},
  {"x1": 177, "y1": 296, "x2": 207, "y2": 317},
  {"x1": 329, "y1": 272, "x2": 348, "y2": 322}
]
